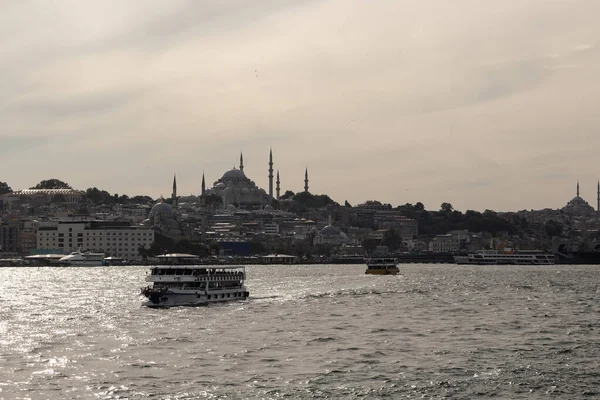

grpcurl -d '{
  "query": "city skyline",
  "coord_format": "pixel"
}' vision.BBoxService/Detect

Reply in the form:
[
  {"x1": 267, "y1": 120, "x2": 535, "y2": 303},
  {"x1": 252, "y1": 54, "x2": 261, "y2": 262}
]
[{"x1": 2, "y1": 1, "x2": 600, "y2": 212}]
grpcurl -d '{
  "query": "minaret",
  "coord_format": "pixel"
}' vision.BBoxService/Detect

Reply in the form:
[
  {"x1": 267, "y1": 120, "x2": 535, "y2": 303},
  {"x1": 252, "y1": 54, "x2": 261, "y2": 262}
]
[
  {"x1": 597, "y1": 180, "x2": 599, "y2": 212},
  {"x1": 304, "y1": 167, "x2": 309, "y2": 193},
  {"x1": 268, "y1": 148, "x2": 274, "y2": 198},
  {"x1": 276, "y1": 169, "x2": 280, "y2": 199},
  {"x1": 201, "y1": 172, "x2": 206, "y2": 196},
  {"x1": 240, "y1": 152, "x2": 244, "y2": 173},
  {"x1": 577, "y1": 180, "x2": 580, "y2": 197},
  {"x1": 172, "y1": 173, "x2": 178, "y2": 207}
]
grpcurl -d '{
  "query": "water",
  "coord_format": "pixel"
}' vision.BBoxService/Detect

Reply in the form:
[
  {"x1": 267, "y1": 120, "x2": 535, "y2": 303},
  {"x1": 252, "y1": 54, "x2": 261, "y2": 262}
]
[{"x1": 1, "y1": 264, "x2": 600, "y2": 399}]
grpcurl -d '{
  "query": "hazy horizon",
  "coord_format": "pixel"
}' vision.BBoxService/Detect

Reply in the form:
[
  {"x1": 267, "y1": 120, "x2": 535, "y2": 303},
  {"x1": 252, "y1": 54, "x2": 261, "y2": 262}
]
[{"x1": 2, "y1": 1, "x2": 599, "y2": 212}]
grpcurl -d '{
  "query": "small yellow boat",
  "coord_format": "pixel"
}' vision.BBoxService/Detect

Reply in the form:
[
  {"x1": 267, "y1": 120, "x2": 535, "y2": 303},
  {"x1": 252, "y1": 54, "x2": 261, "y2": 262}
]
[{"x1": 365, "y1": 257, "x2": 399, "y2": 275}]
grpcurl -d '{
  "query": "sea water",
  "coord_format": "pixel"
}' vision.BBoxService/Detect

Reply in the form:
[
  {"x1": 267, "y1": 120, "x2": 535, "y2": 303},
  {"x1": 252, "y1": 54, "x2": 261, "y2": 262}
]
[{"x1": 1, "y1": 264, "x2": 599, "y2": 399}]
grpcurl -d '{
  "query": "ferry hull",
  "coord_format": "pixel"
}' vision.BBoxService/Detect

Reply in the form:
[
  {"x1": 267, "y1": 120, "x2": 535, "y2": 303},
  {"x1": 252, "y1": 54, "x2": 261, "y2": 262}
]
[
  {"x1": 365, "y1": 268, "x2": 400, "y2": 275},
  {"x1": 142, "y1": 288, "x2": 249, "y2": 308},
  {"x1": 60, "y1": 261, "x2": 105, "y2": 267}
]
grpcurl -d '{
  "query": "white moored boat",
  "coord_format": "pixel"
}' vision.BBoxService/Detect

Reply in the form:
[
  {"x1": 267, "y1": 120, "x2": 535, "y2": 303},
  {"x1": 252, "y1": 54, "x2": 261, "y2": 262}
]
[
  {"x1": 141, "y1": 265, "x2": 250, "y2": 307},
  {"x1": 454, "y1": 250, "x2": 555, "y2": 265},
  {"x1": 365, "y1": 257, "x2": 400, "y2": 275},
  {"x1": 58, "y1": 250, "x2": 106, "y2": 266}
]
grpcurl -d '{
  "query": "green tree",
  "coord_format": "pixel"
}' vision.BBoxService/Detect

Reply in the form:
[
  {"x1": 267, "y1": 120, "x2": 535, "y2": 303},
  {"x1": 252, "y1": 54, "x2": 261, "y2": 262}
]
[
  {"x1": 382, "y1": 228, "x2": 402, "y2": 251},
  {"x1": 280, "y1": 190, "x2": 295, "y2": 200},
  {"x1": 31, "y1": 179, "x2": 72, "y2": 189},
  {"x1": 362, "y1": 238, "x2": 380, "y2": 255},
  {"x1": 85, "y1": 187, "x2": 114, "y2": 204},
  {"x1": 0, "y1": 181, "x2": 12, "y2": 195},
  {"x1": 293, "y1": 192, "x2": 337, "y2": 209},
  {"x1": 545, "y1": 220, "x2": 563, "y2": 238},
  {"x1": 440, "y1": 202, "x2": 454, "y2": 213},
  {"x1": 130, "y1": 195, "x2": 154, "y2": 204}
]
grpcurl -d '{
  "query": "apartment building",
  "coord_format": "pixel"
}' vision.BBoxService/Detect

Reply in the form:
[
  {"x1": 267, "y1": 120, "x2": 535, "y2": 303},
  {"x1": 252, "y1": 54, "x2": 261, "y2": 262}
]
[{"x1": 37, "y1": 220, "x2": 154, "y2": 261}]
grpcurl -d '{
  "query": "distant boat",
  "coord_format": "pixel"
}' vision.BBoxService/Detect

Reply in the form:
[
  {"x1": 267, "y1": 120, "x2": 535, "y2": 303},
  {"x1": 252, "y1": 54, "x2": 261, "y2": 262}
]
[
  {"x1": 454, "y1": 250, "x2": 554, "y2": 265},
  {"x1": 365, "y1": 257, "x2": 399, "y2": 275},
  {"x1": 24, "y1": 254, "x2": 65, "y2": 266},
  {"x1": 58, "y1": 251, "x2": 106, "y2": 266}
]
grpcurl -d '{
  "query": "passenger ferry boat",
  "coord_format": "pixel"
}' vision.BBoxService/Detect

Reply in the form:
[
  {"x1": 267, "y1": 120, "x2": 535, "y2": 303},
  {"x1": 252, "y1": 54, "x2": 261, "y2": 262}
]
[
  {"x1": 365, "y1": 257, "x2": 400, "y2": 275},
  {"x1": 454, "y1": 250, "x2": 555, "y2": 265},
  {"x1": 141, "y1": 265, "x2": 250, "y2": 307},
  {"x1": 58, "y1": 250, "x2": 106, "y2": 266}
]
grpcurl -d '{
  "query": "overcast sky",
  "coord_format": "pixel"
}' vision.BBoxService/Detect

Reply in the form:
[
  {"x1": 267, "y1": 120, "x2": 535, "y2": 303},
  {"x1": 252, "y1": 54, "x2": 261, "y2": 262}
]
[{"x1": 2, "y1": 0, "x2": 599, "y2": 212}]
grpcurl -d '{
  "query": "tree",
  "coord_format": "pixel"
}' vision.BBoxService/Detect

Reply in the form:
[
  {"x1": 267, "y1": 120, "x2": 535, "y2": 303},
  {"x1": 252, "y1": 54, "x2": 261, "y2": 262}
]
[
  {"x1": 545, "y1": 220, "x2": 563, "y2": 238},
  {"x1": 362, "y1": 238, "x2": 380, "y2": 255},
  {"x1": 130, "y1": 195, "x2": 154, "y2": 204},
  {"x1": 0, "y1": 181, "x2": 12, "y2": 195},
  {"x1": 293, "y1": 192, "x2": 337, "y2": 209},
  {"x1": 280, "y1": 190, "x2": 295, "y2": 200},
  {"x1": 414, "y1": 202, "x2": 425, "y2": 211},
  {"x1": 440, "y1": 202, "x2": 454, "y2": 213},
  {"x1": 85, "y1": 187, "x2": 114, "y2": 205},
  {"x1": 382, "y1": 229, "x2": 402, "y2": 251},
  {"x1": 31, "y1": 179, "x2": 72, "y2": 189}
]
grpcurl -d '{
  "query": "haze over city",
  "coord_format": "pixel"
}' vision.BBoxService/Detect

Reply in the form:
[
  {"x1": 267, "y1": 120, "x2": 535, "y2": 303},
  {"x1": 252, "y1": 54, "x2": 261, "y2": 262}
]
[{"x1": 2, "y1": 0, "x2": 599, "y2": 211}]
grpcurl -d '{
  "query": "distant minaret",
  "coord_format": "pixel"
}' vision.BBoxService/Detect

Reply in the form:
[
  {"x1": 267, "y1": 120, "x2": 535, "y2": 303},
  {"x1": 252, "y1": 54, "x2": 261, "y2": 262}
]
[
  {"x1": 577, "y1": 180, "x2": 580, "y2": 197},
  {"x1": 240, "y1": 152, "x2": 244, "y2": 173},
  {"x1": 201, "y1": 172, "x2": 206, "y2": 195},
  {"x1": 304, "y1": 167, "x2": 309, "y2": 193},
  {"x1": 268, "y1": 148, "x2": 274, "y2": 198},
  {"x1": 276, "y1": 169, "x2": 280, "y2": 199},
  {"x1": 597, "y1": 180, "x2": 599, "y2": 212},
  {"x1": 172, "y1": 173, "x2": 178, "y2": 207}
]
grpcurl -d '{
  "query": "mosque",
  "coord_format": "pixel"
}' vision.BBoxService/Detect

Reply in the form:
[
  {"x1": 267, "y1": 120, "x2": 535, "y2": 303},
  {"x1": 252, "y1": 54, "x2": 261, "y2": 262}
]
[
  {"x1": 141, "y1": 149, "x2": 309, "y2": 237},
  {"x1": 201, "y1": 150, "x2": 310, "y2": 210},
  {"x1": 562, "y1": 181, "x2": 599, "y2": 215}
]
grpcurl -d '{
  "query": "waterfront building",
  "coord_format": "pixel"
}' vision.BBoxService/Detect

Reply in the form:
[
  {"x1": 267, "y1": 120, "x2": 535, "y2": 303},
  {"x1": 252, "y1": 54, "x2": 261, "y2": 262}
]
[
  {"x1": 263, "y1": 223, "x2": 280, "y2": 236},
  {"x1": 375, "y1": 213, "x2": 418, "y2": 240},
  {"x1": 36, "y1": 220, "x2": 154, "y2": 261},
  {"x1": 429, "y1": 230, "x2": 471, "y2": 253},
  {"x1": 0, "y1": 221, "x2": 19, "y2": 254},
  {"x1": 0, "y1": 188, "x2": 85, "y2": 210},
  {"x1": 428, "y1": 234, "x2": 454, "y2": 253}
]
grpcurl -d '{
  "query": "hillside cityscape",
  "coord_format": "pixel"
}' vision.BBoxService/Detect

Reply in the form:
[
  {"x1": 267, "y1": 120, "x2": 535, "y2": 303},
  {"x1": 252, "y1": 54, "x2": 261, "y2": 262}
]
[{"x1": 1, "y1": 153, "x2": 600, "y2": 264}]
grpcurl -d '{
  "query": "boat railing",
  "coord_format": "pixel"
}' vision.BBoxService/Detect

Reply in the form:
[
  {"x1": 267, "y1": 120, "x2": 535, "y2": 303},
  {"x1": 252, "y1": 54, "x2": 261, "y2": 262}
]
[{"x1": 147, "y1": 274, "x2": 245, "y2": 283}]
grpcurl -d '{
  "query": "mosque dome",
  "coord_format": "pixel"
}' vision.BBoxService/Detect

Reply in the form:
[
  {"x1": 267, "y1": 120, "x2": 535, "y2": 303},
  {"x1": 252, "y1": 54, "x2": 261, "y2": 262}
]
[
  {"x1": 563, "y1": 196, "x2": 595, "y2": 214},
  {"x1": 264, "y1": 205, "x2": 274, "y2": 212},
  {"x1": 321, "y1": 225, "x2": 341, "y2": 236},
  {"x1": 150, "y1": 201, "x2": 173, "y2": 216},
  {"x1": 222, "y1": 169, "x2": 246, "y2": 180},
  {"x1": 214, "y1": 182, "x2": 226, "y2": 189}
]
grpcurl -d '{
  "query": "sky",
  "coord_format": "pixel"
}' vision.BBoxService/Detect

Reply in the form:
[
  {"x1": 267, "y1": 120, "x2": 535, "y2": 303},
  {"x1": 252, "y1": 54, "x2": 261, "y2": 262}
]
[{"x1": 2, "y1": 0, "x2": 600, "y2": 212}]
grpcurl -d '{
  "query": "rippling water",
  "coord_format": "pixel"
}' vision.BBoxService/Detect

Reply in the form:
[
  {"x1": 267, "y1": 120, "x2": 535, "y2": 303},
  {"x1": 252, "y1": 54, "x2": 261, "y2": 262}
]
[{"x1": 1, "y1": 264, "x2": 600, "y2": 399}]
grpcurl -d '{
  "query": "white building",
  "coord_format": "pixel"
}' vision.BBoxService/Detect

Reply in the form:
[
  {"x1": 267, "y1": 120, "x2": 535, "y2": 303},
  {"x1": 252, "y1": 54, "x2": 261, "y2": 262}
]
[
  {"x1": 429, "y1": 234, "x2": 454, "y2": 253},
  {"x1": 263, "y1": 223, "x2": 279, "y2": 236},
  {"x1": 37, "y1": 221, "x2": 154, "y2": 261},
  {"x1": 428, "y1": 230, "x2": 470, "y2": 253}
]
